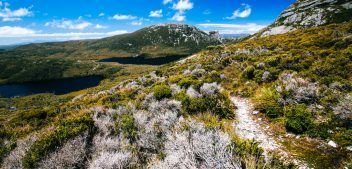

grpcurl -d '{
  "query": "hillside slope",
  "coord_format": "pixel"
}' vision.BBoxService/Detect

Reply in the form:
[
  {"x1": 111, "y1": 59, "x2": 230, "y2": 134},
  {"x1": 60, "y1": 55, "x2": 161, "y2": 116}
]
[
  {"x1": 1, "y1": 0, "x2": 352, "y2": 168},
  {"x1": 11, "y1": 24, "x2": 220, "y2": 59},
  {"x1": 1, "y1": 21, "x2": 351, "y2": 168},
  {"x1": 88, "y1": 24, "x2": 221, "y2": 57},
  {"x1": 0, "y1": 24, "x2": 220, "y2": 83}
]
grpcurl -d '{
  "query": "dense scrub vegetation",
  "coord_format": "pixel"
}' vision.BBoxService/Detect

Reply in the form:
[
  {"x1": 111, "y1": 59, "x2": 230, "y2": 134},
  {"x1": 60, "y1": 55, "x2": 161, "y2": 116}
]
[
  {"x1": 222, "y1": 22, "x2": 352, "y2": 167},
  {"x1": 229, "y1": 22, "x2": 352, "y2": 143},
  {"x1": 0, "y1": 21, "x2": 351, "y2": 168}
]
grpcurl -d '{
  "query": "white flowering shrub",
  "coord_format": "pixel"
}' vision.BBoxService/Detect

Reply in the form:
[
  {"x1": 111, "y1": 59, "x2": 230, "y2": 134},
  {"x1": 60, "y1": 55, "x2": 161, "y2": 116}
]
[
  {"x1": 262, "y1": 71, "x2": 272, "y2": 82},
  {"x1": 187, "y1": 86, "x2": 202, "y2": 98},
  {"x1": 169, "y1": 83, "x2": 181, "y2": 94},
  {"x1": 191, "y1": 68, "x2": 206, "y2": 77},
  {"x1": 88, "y1": 151, "x2": 132, "y2": 169},
  {"x1": 149, "y1": 120, "x2": 240, "y2": 169},
  {"x1": 276, "y1": 73, "x2": 319, "y2": 104},
  {"x1": 136, "y1": 98, "x2": 181, "y2": 152},
  {"x1": 149, "y1": 71, "x2": 165, "y2": 81},
  {"x1": 89, "y1": 105, "x2": 136, "y2": 168},
  {"x1": 2, "y1": 134, "x2": 38, "y2": 169},
  {"x1": 333, "y1": 94, "x2": 352, "y2": 121},
  {"x1": 92, "y1": 107, "x2": 117, "y2": 135},
  {"x1": 200, "y1": 82, "x2": 220, "y2": 96},
  {"x1": 37, "y1": 134, "x2": 88, "y2": 169},
  {"x1": 91, "y1": 135, "x2": 128, "y2": 154},
  {"x1": 124, "y1": 80, "x2": 141, "y2": 90},
  {"x1": 183, "y1": 69, "x2": 191, "y2": 75}
]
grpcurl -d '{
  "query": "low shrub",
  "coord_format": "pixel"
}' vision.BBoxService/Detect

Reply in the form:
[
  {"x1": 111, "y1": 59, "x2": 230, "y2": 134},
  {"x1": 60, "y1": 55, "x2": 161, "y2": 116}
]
[
  {"x1": 185, "y1": 94, "x2": 234, "y2": 119},
  {"x1": 177, "y1": 77, "x2": 196, "y2": 89},
  {"x1": 153, "y1": 85, "x2": 172, "y2": 100},
  {"x1": 115, "y1": 114, "x2": 138, "y2": 142},
  {"x1": 242, "y1": 66, "x2": 255, "y2": 80},
  {"x1": 22, "y1": 112, "x2": 94, "y2": 169},
  {"x1": 203, "y1": 71, "x2": 221, "y2": 83},
  {"x1": 253, "y1": 87, "x2": 282, "y2": 118},
  {"x1": 174, "y1": 91, "x2": 191, "y2": 107},
  {"x1": 285, "y1": 104, "x2": 313, "y2": 134},
  {"x1": 253, "y1": 69, "x2": 264, "y2": 83},
  {"x1": 333, "y1": 94, "x2": 352, "y2": 125},
  {"x1": 333, "y1": 129, "x2": 352, "y2": 147}
]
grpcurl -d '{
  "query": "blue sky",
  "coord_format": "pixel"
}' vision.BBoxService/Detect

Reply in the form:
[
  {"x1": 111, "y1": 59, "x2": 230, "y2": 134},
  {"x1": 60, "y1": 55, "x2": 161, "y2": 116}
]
[{"x1": 0, "y1": 0, "x2": 295, "y2": 45}]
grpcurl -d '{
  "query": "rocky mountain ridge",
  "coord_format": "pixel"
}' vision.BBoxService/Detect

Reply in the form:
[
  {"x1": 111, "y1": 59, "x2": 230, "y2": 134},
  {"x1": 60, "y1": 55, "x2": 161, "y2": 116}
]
[
  {"x1": 87, "y1": 23, "x2": 221, "y2": 56},
  {"x1": 258, "y1": 0, "x2": 352, "y2": 36}
]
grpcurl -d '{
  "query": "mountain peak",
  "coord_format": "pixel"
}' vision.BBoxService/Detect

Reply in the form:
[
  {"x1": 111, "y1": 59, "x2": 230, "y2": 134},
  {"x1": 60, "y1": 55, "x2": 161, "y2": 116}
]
[
  {"x1": 144, "y1": 23, "x2": 207, "y2": 36},
  {"x1": 258, "y1": 0, "x2": 352, "y2": 36},
  {"x1": 87, "y1": 24, "x2": 221, "y2": 57}
]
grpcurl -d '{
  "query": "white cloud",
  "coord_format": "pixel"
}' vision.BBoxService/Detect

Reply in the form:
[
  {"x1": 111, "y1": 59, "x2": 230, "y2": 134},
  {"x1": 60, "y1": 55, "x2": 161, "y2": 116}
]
[
  {"x1": 131, "y1": 21, "x2": 142, "y2": 26},
  {"x1": 171, "y1": 12, "x2": 185, "y2": 22},
  {"x1": 0, "y1": 26, "x2": 128, "y2": 45},
  {"x1": 45, "y1": 18, "x2": 92, "y2": 30},
  {"x1": 172, "y1": 0, "x2": 193, "y2": 11},
  {"x1": 99, "y1": 12, "x2": 105, "y2": 17},
  {"x1": 197, "y1": 23, "x2": 266, "y2": 34},
  {"x1": 95, "y1": 24, "x2": 107, "y2": 29},
  {"x1": 170, "y1": 0, "x2": 193, "y2": 22},
  {"x1": 163, "y1": 0, "x2": 173, "y2": 5},
  {"x1": 0, "y1": 26, "x2": 36, "y2": 36},
  {"x1": 111, "y1": 14, "x2": 137, "y2": 20},
  {"x1": 0, "y1": 1, "x2": 32, "y2": 22},
  {"x1": 0, "y1": 26, "x2": 128, "y2": 37},
  {"x1": 226, "y1": 3, "x2": 251, "y2": 19},
  {"x1": 149, "y1": 9, "x2": 163, "y2": 18},
  {"x1": 2, "y1": 17, "x2": 21, "y2": 21}
]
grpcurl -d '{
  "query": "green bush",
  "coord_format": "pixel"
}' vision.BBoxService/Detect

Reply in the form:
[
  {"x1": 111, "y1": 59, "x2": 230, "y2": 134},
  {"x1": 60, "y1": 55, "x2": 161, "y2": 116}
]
[
  {"x1": 174, "y1": 91, "x2": 191, "y2": 107},
  {"x1": 307, "y1": 122, "x2": 331, "y2": 139},
  {"x1": 242, "y1": 66, "x2": 255, "y2": 80},
  {"x1": 22, "y1": 113, "x2": 94, "y2": 169},
  {"x1": 117, "y1": 114, "x2": 138, "y2": 141},
  {"x1": 184, "y1": 94, "x2": 234, "y2": 119},
  {"x1": 333, "y1": 129, "x2": 352, "y2": 147},
  {"x1": 203, "y1": 71, "x2": 221, "y2": 83},
  {"x1": 153, "y1": 85, "x2": 172, "y2": 100},
  {"x1": 178, "y1": 77, "x2": 196, "y2": 89},
  {"x1": 253, "y1": 69, "x2": 264, "y2": 83},
  {"x1": 253, "y1": 87, "x2": 282, "y2": 118},
  {"x1": 285, "y1": 104, "x2": 313, "y2": 134}
]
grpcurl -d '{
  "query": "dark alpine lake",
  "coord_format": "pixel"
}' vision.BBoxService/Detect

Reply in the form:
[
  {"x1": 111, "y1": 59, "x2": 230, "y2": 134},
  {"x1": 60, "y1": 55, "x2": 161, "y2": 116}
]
[
  {"x1": 0, "y1": 76, "x2": 103, "y2": 98},
  {"x1": 99, "y1": 55, "x2": 188, "y2": 65}
]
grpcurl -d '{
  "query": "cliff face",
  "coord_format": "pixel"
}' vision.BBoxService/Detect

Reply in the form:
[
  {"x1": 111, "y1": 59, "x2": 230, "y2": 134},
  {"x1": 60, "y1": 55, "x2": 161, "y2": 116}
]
[{"x1": 258, "y1": 0, "x2": 352, "y2": 36}]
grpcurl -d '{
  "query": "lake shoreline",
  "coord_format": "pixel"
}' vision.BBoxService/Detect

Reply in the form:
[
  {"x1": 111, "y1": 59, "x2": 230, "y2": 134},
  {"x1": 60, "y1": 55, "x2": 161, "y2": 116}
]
[
  {"x1": 0, "y1": 75, "x2": 104, "y2": 98},
  {"x1": 99, "y1": 54, "x2": 188, "y2": 65}
]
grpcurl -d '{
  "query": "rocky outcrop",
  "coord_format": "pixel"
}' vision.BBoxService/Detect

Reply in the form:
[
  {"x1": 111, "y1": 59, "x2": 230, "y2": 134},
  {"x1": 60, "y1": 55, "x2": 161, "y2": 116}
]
[{"x1": 258, "y1": 0, "x2": 352, "y2": 36}]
